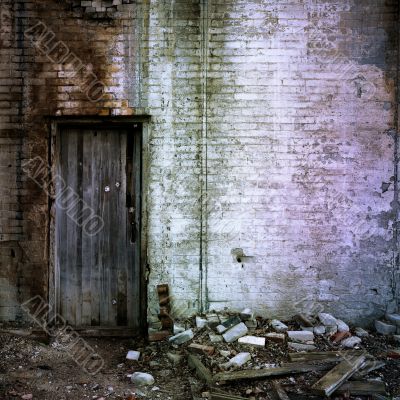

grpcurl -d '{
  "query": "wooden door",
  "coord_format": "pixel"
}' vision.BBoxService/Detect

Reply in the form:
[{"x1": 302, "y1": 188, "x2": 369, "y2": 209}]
[{"x1": 55, "y1": 126, "x2": 141, "y2": 328}]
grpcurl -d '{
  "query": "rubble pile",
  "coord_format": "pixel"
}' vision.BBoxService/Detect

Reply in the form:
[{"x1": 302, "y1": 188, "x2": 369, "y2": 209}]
[{"x1": 145, "y1": 305, "x2": 400, "y2": 399}]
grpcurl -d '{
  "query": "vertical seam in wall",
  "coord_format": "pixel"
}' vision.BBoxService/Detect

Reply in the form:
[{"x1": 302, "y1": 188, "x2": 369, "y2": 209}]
[
  {"x1": 395, "y1": 2, "x2": 400, "y2": 306},
  {"x1": 199, "y1": 0, "x2": 209, "y2": 313},
  {"x1": 15, "y1": 0, "x2": 25, "y2": 318}
]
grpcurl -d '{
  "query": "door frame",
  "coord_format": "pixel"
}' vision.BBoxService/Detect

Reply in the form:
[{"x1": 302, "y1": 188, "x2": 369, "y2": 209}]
[{"x1": 48, "y1": 116, "x2": 150, "y2": 335}]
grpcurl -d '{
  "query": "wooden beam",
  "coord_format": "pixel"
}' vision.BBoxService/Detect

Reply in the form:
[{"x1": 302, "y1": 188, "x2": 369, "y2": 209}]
[
  {"x1": 214, "y1": 363, "x2": 329, "y2": 383},
  {"x1": 336, "y1": 381, "x2": 386, "y2": 396},
  {"x1": 352, "y1": 360, "x2": 385, "y2": 379},
  {"x1": 210, "y1": 392, "x2": 247, "y2": 400},
  {"x1": 311, "y1": 355, "x2": 366, "y2": 396},
  {"x1": 188, "y1": 354, "x2": 213, "y2": 385},
  {"x1": 289, "y1": 351, "x2": 363, "y2": 363}
]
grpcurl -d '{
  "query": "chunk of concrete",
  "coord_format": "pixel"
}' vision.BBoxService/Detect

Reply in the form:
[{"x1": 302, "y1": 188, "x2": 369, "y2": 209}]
[
  {"x1": 209, "y1": 333, "x2": 223, "y2": 343},
  {"x1": 287, "y1": 330, "x2": 314, "y2": 343},
  {"x1": 386, "y1": 313, "x2": 400, "y2": 327},
  {"x1": 337, "y1": 319, "x2": 350, "y2": 332},
  {"x1": 238, "y1": 335, "x2": 266, "y2": 347},
  {"x1": 126, "y1": 350, "x2": 140, "y2": 361},
  {"x1": 245, "y1": 319, "x2": 258, "y2": 329},
  {"x1": 221, "y1": 315, "x2": 242, "y2": 330},
  {"x1": 173, "y1": 324, "x2": 185, "y2": 335},
  {"x1": 222, "y1": 322, "x2": 248, "y2": 343},
  {"x1": 206, "y1": 313, "x2": 220, "y2": 329},
  {"x1": 196, "y1": 316, "x2": 207, "y2": 329},
  {"x1": 169, "y1": 329, "x2": 194, "y2": 345},
  {"x1": 314, "y1": 326, "x2": 326, "y2": 335},
  {"x1": 222, "y1": 352, "x2": 251, "y2": 369},
  {"x1": 354, "y1": 327, "x2": 369, "y2": 337},
  {"x1": 288, "y1": 342, "x2": 317, "y2": 351},
  {"x1": 301, "y1": 326, "x2": 314, "y2": 332},
  {"x1": 167, "y1": 352, "x2": 182, "y2": 364},
  {"x1": 375, "y1": 320, "x2": 396, "y2": 335},
  {"x1": 240, "y1": 308, "x2": 254, "y2": 321},
  {"x1": 271, "y1": 319, "x2": 288, "y2": 333},
  {"x1": 216, "y1": 324, "x2": 227, "y2": 334},
  {"x1": 265, "y1": 333, "x2": 286, "y2": 343},
  {"x1": 318, "y1": 312, "x2": 338, "y2": 326},
  {"x1": 131, "y1": 372, "x2": 155, "y2": 386},
  {"x1": 325, "y1": 325, "x2": 338, "y2": 335},
  {"x1": 341, "y1": 336, "x2": 362, "y2": 348}
]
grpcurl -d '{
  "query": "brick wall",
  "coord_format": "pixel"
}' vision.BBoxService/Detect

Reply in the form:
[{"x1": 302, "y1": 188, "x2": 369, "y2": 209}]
[{"x1": 0, "y1": 0, "x2": 399, "y2": 326}]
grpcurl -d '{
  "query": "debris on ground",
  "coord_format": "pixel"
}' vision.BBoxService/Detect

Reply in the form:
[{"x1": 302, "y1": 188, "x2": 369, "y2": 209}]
[{"x1": 1, "y1": 302, "x2": 400, "y2": 399}]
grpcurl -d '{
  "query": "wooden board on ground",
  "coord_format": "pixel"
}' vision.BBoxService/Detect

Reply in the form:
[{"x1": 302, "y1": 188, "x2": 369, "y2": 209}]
[
  {"x1": 289, "y1": 351, "x2": 364, "y2": 363},
  {"x1": 311, "y1": 355, "x2": 366, "y2": 396},
  {"x1": 214, "y1": 363, "x2": 329, "y2": 383},
  {"x1": 336, "y1": 381, "x2": 387, "y2": 396},
  {"x1": 210, "y1": 392, "x2": 247, "y2": 400},
  {"x1": 352, "y1": 360, "x2": 385, "y2": 379},
  {"x1": 188, "y1": 354, "x2": 213, "y2": 385}
]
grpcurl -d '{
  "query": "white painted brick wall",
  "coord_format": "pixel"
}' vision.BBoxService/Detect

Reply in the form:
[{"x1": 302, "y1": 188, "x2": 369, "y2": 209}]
[{"x1": 145, "y1": 0, "x2": 399, "y2": 326}]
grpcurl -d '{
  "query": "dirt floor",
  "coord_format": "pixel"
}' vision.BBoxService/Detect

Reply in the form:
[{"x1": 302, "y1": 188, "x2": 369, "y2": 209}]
[{"x1": 0, "y1": 318, "x2": 399, "y2": 400}]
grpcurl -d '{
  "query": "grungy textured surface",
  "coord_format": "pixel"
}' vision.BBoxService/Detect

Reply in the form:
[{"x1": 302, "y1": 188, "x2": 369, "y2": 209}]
[{"x1": 0, "y1": 0, "x2": 399, "y2": 326}]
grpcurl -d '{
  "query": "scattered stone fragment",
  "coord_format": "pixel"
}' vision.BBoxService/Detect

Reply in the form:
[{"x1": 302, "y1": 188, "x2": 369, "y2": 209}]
[
  {"x1": 173, "y1": 324, "x2": 185, "y2": 335},
  {"x1": 196, "y1": 316, "x2": 207, "y2": 329},
  {"x1": 131, "y1": 372, "x2": 155, "y2": 386},
  {"x1": 301, "y1": 326, "x2": 314, "y2": 332},
  {"x1": 325, "y1": 325, "x2": 338, "y2": 335},
  {"x1": 169, "y1": 329, "x2": 194, "y2": 345},
  {"x1": 222, "y1": 322, "x2": 248, "y2": 343},
  {"x1": 341, "y1": 336, "x2": 362, "y2": 348},
  {"x1": 271, "y1": 319, "x2": 288, "y2": 333},
  {"x1": 394, "y1": 335, "x2": 400, "y2": 343},
  {"x1": 209, "y1": 333, "x2": 223, "y2": 343},
  {"x1": 387, "y1": 349, "x2": 400, "y2": 359},
  {"x1": 126, "y1": 350, "x2": 140, "y2": 361},
  {"x1": 375, "y1": 320, "x2": 396, "y2": 335},
  {"x1": 288, "y1": 342, "x2": 317, "y2": 351},
  {"x1": 222, "y1": 352, "x2": 251, "y2": 369},
  {"x1": 216, "y1": 324, "x2": 227, "y2": 334},
  {"x1": 245, "y1": 319, "x2": 258, "y2": 329},
  {"x1": 331, "y1": 331, "x2": 351, "y2": 344},
  {"x1": 219, "y1": 350, "x2": 231, "y2": 358},
  {"x1": 287, "y1": 330, "x2": 314, "y2": 343},
  {"x1": 167, "y1": 352, "x2": 182, "y2": 364},
  {"x1": 386, "y1": 313, "x2": 400, "y2": 327},
  {"x1": 148, "y1": 330, "x2": 170, "y2": 342},
  {"x1": 206, "y1": 313, "x2": 220, "y2": 329},
  {"x1": 354, "y1": 327, "x2": 369, "y2": 337},
  {"x1": 221, "y1": 316, "x2": 242, "y2": 330},
  {"x1": 318, "y1": 312, "x2": 338, "y2": 326},
  {"x1": 21, "y1": 395, "x2": 33, "y2": 400},
  {"x1": 149, "y1": 361, "x2": 160, "y2": 368},
  {"x1": 337, "y1": 319, "x2": 350, "y2": 332},
  {"x1": 265, "y1": 333, "x2": 286, "y2": 343},
  {"x1": 238, "y1": 335, "x2": 266, "y2": 347},
  {"x1": 240, "y1": 308, "x2": 254, "y2": 321},
  {"x1": 188, "y1": 343, "x2": 215, "y2": 356},
  {"x1": 314, "y1": 326, "x2": 326, "y2": 335},
  {"x1": 294, "y1": 314, "x2": 314, "y2": 327}
]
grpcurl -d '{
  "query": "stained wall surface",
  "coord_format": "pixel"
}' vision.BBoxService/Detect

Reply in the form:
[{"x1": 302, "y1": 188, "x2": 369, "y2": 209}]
[{"x1": 0, "y1": 0, "x2": 399, "y2": 326}]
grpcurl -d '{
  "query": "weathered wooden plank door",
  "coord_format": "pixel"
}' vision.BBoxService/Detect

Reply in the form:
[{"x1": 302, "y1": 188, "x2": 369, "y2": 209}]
[{"x1": 55, "y1": 126, "x2": 141, "y2": 328}]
